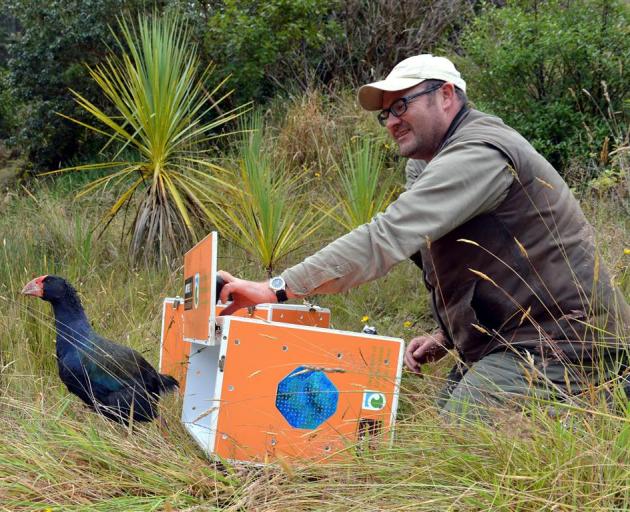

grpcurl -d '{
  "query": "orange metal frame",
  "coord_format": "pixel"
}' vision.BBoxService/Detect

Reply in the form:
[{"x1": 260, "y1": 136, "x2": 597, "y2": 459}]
[
  {"x1": 183, "y1": 232, "x2": 217, "y2": 344},
  {"x1": 160, "y1": 231, "x2": 404, "y2": 464}
]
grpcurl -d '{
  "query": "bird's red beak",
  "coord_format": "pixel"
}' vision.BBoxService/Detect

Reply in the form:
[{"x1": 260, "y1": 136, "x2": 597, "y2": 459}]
[{"x1": 21, "y1": 275, "x2": 47, "y2": 297}]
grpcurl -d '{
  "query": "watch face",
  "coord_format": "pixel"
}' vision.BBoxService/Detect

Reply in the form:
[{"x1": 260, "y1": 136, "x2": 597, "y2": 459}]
[{"x1": 270, "y1": 277, "x2": 285, "y2": 290}]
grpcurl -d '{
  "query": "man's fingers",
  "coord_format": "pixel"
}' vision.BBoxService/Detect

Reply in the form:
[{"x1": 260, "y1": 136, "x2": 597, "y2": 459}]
[
  {"x1": 217, "y1": 270, "x2": 234, "y2": 282},
  {"x1": 219, "y1": 301, "x2": 243, "y2": 316},
  {"x1": 413, "y1": 337, "x2": 446, "y2": 363},
  {"x1": 404, "y1": 352, "x2": 421, "y2": 373},
  {"x1": 412, "y1": 342, "x2": 430, "y2": 360},
  {"x1": 405, "y1": 348, "x2": 418, "y2": 368},
  {"x1": 405, "y1": 335, "x2": 443, "y2": 369},
  {"x1": 219, "y1": 280, "x2": 235, "y2": 304},
  {"x1": 404, "y1": 338, "x2": 423, "y2": 372}
]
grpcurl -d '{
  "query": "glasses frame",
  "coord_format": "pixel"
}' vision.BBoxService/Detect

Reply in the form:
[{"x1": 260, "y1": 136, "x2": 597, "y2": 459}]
[{"x1": 377, "y1": 84, "x2": 443, "y2": 126}]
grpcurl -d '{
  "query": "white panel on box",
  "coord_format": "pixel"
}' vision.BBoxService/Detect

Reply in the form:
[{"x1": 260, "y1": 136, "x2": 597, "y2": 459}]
[{"x1": 181, "y1": 342, "x2": 225, "y2": 454}]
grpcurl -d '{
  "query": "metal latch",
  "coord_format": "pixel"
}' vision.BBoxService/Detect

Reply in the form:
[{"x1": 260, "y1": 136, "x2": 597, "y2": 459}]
[{"x1": 218, "y1": 355, "x2": 226, "y2": 372}]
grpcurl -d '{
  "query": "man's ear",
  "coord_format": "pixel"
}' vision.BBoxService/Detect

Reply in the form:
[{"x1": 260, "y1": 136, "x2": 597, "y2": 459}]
[{"x1": 440, "y1": 82, "x2": 457, "y2": 109}]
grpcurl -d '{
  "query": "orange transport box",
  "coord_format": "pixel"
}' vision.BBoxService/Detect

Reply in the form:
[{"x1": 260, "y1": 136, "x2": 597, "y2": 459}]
[{"x1": 160, "y1": 231, "x2": 404, "y2": 464}]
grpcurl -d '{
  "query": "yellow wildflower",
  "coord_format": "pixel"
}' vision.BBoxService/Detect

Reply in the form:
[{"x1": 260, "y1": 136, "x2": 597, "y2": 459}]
[
  {"x1": 403, "y1": 321, "x2": 413, "y2": 328},
  {"x1": 361, "y1": 315, "x2": 369, "y2": 323},
  {"x1": 624, "y1": 248, "x2": 630, "y2": 255}
]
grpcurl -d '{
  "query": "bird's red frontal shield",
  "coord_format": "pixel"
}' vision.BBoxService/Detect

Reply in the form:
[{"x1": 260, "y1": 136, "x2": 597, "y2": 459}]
[{"x1": 21, "y1": 275, "x2": 47, "y2": 297}]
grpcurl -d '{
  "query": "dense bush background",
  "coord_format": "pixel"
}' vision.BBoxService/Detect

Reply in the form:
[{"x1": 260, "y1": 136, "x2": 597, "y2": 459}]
[
  {"x1": 203, "y1": 0, "x2": 341, "y2": 102},
  {"x1": 1, "y1": 0, "x2": 627, "y2": 176},
  {"x1": 458, "y1": 0, "x2": 630, "y2": 171},
  {"x1": 1, "y1": 0, "x2": 161, "y2": 169}
]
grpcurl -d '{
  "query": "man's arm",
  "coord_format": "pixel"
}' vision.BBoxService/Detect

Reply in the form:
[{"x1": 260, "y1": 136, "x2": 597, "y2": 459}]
[
  {"x1": 283, "y1": 141, "x2": 513, "y2": 295},
  {"x1": 405, "y1": 159, "x2": 426, "y2": 190},
  {"x1": 220, "y1": 141, "x2": 513, "y2": 312}
]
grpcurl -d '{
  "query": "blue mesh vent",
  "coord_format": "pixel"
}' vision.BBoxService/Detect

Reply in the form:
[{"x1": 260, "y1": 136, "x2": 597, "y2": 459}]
[{"x1": 275, "y1": 366, "x2": 339, "y2": 429}]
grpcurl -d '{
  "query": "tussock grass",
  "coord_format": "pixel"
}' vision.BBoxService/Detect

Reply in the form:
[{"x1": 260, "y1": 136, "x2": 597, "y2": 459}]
[
  {"x1": 270, "y1": 88, "x2": 401, "y2": 180},
  {"x1": 0, "y1": 396, "x2": 238, "y2": 510}
]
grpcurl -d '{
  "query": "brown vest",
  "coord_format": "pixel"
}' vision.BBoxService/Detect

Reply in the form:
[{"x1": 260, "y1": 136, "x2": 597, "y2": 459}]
[{"x1": 414, "y1": 109, "x2": 630, "y2": 364}]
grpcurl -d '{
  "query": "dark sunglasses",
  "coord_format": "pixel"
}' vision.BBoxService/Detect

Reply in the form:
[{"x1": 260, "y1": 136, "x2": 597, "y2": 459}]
[{"x1": 377, "y1": 84, "x2": 443, "y2": 126}]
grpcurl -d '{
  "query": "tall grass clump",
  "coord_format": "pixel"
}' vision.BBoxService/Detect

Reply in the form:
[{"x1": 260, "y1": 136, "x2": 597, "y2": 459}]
[
  {"x1": 272, "y1": 88, "x2": 398, "y2": 180},
  {"x1": 274, "y1": 89, "x2": 340, "y2": 173},
  {"x1": 208, "y1": 112, "x2": 328, "y2": 275},
  {"x1": 321, "y1": 137, "x2": 399, "y2": 231},
  {"x1": 0, "y1": 396, "x2": 242, "y2": 510},
  {"x1": 53, "y1": 11, "x2": 247, "y2": 266}
]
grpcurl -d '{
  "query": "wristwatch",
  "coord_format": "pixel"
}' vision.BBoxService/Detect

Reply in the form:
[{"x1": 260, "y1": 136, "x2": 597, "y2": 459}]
[{"x1": 269, "y1": 276, "x2": 288, "y2": 303}]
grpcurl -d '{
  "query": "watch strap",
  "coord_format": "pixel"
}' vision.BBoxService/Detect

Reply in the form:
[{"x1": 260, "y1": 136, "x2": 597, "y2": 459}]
[{"x1": 275, "y1": 289, "x2": 288, "y2": 303}]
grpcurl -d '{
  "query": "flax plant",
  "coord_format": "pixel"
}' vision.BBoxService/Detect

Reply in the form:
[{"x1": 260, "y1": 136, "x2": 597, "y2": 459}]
[
  {"x1": 208, "y1": 112, "x2": 327, "y2": 275},
  {"x1": 323, "y1": 138, "x2": 399, "y2": 230},
  {"x1": 51, "y1": 13, "x2": 246, "y2": 265}
]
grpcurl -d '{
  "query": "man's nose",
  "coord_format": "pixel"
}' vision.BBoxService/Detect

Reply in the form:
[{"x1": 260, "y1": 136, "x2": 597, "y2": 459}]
[{"x1": 385, "y1": 113, "x2": 401, "y2": 132}]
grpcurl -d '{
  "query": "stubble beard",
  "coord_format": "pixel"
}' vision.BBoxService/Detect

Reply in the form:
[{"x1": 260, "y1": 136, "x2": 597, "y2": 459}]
[
  {"x1": 397, "y1": 132, "x2": 431, "y2": 160},
  {"x1": 393, "y1": 126, "x2": 418, "y2": 158}
]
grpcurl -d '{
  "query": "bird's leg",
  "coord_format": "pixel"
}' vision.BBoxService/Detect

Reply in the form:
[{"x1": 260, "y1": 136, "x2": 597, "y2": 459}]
[
  {"x1": 126, "y1": 399, "x2": 135, "y2": 436},
  {"x1": 157, "y1": 415, "x2": 171, "y2": 439}
]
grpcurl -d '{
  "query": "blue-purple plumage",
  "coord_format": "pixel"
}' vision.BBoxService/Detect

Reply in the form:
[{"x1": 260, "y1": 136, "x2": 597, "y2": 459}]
[{"x1": 22, "y1": 275, "x2": 178, "y2": 423}]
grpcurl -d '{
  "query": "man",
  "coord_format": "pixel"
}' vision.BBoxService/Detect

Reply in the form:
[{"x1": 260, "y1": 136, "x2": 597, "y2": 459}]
[{"x1": 219, "y1": 54, "x2": 629, "y2": 419}]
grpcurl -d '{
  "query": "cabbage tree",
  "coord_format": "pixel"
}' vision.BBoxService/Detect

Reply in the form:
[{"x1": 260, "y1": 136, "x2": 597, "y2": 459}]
[
  {"x1": 323, "y1": 138, "x2": 399, "y2": 231},
  {"x1": 51, "y1": 12, "x2": 247, "y2": 265}
]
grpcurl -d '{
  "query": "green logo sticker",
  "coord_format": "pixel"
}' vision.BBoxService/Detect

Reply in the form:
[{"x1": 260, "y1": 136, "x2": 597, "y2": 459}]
[{"x1": 362, "y1": 390, "x2": 386, "y2": 411}]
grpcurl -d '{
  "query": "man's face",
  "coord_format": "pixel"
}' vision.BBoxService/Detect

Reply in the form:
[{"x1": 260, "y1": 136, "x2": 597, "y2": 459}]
[{"x1": 382, "y1": 84, "x2": 449, "y2": 161}]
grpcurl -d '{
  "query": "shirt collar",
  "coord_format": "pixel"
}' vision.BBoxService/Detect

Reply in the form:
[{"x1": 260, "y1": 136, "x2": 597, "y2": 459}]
[{"x1": 437, "y1": 104, "x2": 470, "y2": 154}]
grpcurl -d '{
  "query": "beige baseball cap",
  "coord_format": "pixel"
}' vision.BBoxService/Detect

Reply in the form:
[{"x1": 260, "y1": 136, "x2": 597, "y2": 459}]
[{"x1": 358, "y1": 54, "x2": 466, "y2": 111}]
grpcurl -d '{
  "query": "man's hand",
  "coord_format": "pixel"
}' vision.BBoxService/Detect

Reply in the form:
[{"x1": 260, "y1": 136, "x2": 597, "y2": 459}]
[
  {"x1": 217, "y1": 270, "x2": 277, "y2": 316},
  {"x1": 404, "y1": 330, "x2": 448, "y2": 373}
]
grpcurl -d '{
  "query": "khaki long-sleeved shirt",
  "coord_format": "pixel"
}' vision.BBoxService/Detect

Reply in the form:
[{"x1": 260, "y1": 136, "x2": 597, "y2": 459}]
[
  {"x1": 404, "y1": 158, "x2": 426, "y2": 190},
  {"x1": 282, "y1": 140, "x2": 514, "y2": 296}
]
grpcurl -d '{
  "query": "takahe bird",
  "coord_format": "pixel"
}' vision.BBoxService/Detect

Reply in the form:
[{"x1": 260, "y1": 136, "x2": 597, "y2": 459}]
[{"x1": 22, "y1": 275, "x2": 178, "y2": 424}]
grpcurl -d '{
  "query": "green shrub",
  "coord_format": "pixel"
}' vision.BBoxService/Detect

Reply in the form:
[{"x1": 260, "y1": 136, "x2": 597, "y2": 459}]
[
  {"x1": 458, "y1": 0, "x2": 630, "y2": 172},
  {"x1": 5, "y1": 0, "x2": 159, "y2": 170},
  {"x1": 0, "y1": 68, "x2": 17, "y2": 139},
  {"x1": 204, "y1": 0, "x2": 341, "y2": 104}
]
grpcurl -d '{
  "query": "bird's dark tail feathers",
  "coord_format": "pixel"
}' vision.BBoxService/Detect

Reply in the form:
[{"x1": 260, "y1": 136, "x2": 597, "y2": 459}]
[{"x1": 158, "y1": 373, "x2": 179, "y2": 394}]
